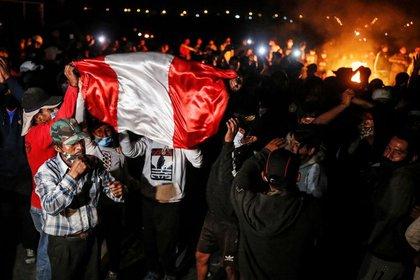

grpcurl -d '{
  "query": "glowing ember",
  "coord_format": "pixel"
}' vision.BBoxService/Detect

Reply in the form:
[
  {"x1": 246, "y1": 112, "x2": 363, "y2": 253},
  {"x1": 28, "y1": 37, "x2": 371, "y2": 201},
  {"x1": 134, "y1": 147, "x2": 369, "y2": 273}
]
[
  {"x1": 334, "y1": 16, "x2": 343, "y2": 26},
  {"x1": 351, "y1": 71, "x2": 361, "y2": 83}
]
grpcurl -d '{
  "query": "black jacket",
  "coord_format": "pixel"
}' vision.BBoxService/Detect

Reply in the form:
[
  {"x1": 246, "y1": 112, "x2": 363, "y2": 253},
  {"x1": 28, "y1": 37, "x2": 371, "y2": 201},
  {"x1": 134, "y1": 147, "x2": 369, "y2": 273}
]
[
  {"x1": 231, "y1": 149, "x2": 321, "y2": 280},
  {"x1": 367, "y1": 164, "x2": 418, "y2": 262},
  {"x1": 206, "y1": 142, "x2": 236, "y2": 223},
  {"x1": 0, "y1": 81, "x2": 31, "y2": 194}
]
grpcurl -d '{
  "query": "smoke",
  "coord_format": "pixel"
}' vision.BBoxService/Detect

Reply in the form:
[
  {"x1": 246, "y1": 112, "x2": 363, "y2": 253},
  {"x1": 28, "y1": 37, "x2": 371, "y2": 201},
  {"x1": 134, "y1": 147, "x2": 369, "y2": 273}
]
[{"x1": 288, "y1": 0, "x2": 419, "y2": 70}]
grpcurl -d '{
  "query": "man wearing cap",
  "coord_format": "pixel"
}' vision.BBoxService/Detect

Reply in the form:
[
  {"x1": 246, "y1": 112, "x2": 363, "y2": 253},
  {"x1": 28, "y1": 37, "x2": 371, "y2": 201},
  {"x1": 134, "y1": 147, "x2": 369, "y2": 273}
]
[
  {"x1": 34, "y1": 118, "x2": 124, "y2": 280},
  {"x1": 1, "y1": 60, "x2": 80, "y2": 279},
  {"x1": 231, "y1": 139, "x2": 322, "y2": 279}
]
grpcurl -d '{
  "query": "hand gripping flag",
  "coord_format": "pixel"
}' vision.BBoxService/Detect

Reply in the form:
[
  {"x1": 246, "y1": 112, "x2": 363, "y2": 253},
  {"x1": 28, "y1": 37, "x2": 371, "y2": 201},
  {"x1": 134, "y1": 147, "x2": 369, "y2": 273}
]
[{"x1": 74, "y1": 52, "x2": 237, "y2": 148}]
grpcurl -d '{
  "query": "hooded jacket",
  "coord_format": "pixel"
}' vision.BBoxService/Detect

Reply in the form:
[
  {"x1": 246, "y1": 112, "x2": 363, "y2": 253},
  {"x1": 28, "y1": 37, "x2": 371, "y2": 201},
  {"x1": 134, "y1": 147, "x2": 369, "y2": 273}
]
[{"x1": 231, "y1": 149, "x2": 321, "y2": 280}]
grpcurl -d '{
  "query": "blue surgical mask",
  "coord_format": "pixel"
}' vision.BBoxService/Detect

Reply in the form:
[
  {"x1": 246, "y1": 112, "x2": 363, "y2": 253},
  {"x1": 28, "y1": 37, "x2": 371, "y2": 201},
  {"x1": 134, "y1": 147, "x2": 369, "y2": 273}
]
[{"x1": 94, "y1": 136, "x2": 113, "y2": 147}]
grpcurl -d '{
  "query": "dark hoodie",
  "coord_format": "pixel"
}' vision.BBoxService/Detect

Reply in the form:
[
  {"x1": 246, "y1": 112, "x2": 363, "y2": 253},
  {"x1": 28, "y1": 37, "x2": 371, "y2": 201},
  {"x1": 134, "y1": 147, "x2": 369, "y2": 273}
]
[{"x1": 231, "y1": 149, "x2": 321, "y2": 280}]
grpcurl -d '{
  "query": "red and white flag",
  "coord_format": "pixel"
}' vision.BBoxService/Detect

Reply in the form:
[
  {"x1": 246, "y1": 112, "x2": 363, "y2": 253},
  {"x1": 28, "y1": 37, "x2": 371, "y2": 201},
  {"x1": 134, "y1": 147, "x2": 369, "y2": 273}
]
[{"x1": 74, "y1": 52, "x2": 236, "y2": 148}]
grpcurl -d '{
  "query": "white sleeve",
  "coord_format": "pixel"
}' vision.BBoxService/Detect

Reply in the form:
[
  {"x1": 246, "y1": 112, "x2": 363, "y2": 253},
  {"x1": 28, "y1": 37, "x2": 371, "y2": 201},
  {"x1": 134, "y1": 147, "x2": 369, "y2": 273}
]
[
  {"x1": 183, "y1": 148, "x2": 203, "y2": 168},
  {"x1": 119, "y1": 132, "x2": 148, "y2": 158},
  {"x1": 84, "y1": 137, "x2": 96, "y2": 156},
  {"x1": 75, "y1": 89, "x2": 85, "y2": 123}
]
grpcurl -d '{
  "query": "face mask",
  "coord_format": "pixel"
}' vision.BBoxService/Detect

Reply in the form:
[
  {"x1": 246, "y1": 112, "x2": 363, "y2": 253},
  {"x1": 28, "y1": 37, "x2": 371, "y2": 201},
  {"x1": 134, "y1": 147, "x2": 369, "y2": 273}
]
[
  {"x1": 233, "y1": 131, "x2": 245, "y2": 148},
  {"x1": 61, "y1": 152, "x2": 80, "y2": 165},
  {"x1": 380, "y1": 156, "x2": 406, "y2": 171},
  {"x1": 94, "y1": 136, "x2": 113, "y2": 147},
  {"x1": 359, "y1": 123, "x2": 374, "y2": 139},
  {"x1": 50, "y1": 109, "x2": 58, "y2": 120}
]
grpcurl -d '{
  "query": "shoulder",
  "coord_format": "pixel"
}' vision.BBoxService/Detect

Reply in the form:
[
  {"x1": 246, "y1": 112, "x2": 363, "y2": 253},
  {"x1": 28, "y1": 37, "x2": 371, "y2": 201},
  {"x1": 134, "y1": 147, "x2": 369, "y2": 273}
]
[{"x1": 35, "y1": 156, "x2": 60, "y2": 179}]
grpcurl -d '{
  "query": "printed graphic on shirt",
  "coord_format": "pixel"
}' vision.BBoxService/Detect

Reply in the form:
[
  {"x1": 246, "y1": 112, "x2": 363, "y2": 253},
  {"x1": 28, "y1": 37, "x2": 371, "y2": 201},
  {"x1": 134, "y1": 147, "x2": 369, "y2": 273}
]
[
  {"x1": 101, "y1": 151, "x2": 112, "y2": 171},
  {"x1": 151, "y1": 148, "x2": 173, "y2": 181}
]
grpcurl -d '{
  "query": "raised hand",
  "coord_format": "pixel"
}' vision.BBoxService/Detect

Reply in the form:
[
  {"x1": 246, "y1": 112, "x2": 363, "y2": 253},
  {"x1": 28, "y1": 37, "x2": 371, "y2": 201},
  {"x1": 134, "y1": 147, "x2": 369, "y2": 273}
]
[
  {"x1": 225, "y1": 118, "x2": 239, "y2": 143},
  {"x1": 265, "y1": 138, "x2": 286, "y2": 152},
  {"x1": 64, "y1": 64, "x2": 79, "y2": 87}
]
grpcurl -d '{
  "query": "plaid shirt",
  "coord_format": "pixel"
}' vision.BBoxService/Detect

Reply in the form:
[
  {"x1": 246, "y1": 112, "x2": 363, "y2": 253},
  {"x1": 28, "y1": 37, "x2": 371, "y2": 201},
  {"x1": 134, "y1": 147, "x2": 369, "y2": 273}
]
[{"x1": 34, "y1": 154, "x2": 123, "y2": 236}]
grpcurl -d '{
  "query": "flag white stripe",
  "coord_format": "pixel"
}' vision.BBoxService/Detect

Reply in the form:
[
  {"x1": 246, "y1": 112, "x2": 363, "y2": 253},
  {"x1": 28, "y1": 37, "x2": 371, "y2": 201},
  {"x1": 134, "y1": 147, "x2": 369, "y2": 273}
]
[{"x1": 105, "y1": 52, "x2": 175, "y2": 146}]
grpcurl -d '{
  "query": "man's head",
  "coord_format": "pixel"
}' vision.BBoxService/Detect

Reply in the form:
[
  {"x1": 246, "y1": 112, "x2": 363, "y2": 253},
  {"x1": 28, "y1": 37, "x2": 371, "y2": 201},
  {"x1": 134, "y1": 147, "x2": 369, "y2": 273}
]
[
  {"x1": 51, "y1": 119, "x2": 88, "y2": 164},
  {"x1": 21, "y1": 87, "x2": 62, "y2": 136},
  {"x1": 262, "y1": 149, "x2": 300, "y2": 192},
  {"x1": 383, "y1": 133, "x2": 416, "y2": 163},
  {"x1": 89, "y1": 118, "x2": 115, "y2": 147},
  {"x1": 289, "y1": 125, "x2": 323, "y2": 162}
]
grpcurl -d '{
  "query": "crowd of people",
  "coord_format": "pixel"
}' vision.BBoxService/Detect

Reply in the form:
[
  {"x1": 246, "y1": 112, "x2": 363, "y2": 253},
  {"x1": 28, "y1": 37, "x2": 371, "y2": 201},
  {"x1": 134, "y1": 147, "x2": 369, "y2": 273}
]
[{"x1": 0, "y1": 29, "x2": 420, "y2": 280}]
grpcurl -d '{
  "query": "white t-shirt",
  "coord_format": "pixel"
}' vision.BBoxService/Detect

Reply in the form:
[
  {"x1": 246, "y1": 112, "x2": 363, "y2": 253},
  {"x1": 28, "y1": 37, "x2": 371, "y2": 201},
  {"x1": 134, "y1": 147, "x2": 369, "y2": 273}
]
[{"x1": 119, "y1": 134, "x2": 202, "y2": 202}]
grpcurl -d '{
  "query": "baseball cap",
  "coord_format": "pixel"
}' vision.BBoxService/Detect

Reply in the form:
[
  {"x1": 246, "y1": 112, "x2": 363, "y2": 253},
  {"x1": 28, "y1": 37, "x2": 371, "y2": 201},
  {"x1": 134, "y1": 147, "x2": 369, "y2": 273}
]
[
  {"x1": 265, "y1": 149, "x2": 300, "y2": 189},
  {"x1": 51, "y1": 118, "x2": 88, "y2": 145},
  {"x1": 372, "y1": 88, "x2": 391, "y2": 101}
]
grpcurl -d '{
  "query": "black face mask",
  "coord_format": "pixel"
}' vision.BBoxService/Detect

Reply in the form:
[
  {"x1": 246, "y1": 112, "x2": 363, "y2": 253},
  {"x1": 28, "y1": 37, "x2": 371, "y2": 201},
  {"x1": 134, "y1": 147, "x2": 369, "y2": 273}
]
[{"x1": 380, "y1": 156, "x2": 407, "y2": 171}]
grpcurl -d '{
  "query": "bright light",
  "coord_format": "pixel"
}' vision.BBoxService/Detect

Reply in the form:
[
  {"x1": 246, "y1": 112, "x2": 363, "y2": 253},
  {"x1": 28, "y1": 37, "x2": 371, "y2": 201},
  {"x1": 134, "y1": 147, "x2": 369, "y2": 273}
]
[
  {"x1": 225, "y1": 10, "x2": 230, "y2": 14},
  {"x1": 354, "y1": 30, "x2": 360, "y2": 36},
  {"x1": 98, "y1": 35, "x2": 106, "y2": 44},
  {"x1": 293, "y1": 49, "x2": 301, "y2": 57},
  {"x1": 258, "y1": 13, "x2": 262, "y2": 17},
  {"x1": 204, "y1": 10, "x2": 208, "y2": 14},
  {"x1": 105, "y1": 8, "x2": 110, "y2": 12},
  {"x1": 248, "y1": 16, "x2": 252, "y2": 20},
  {"x1": 145, "y1": 9, "x2": 149, "y2": 13},
  {"x1": 274, "y1": 14, "x2": 279, "y2": 18},
  {"x1": 150, "y1": 35, "x2": 154, "y2": 38},
  {"x1": 235, "y1": 14, "x2": 240, "y2": 19},
  {"x1": 249, "y1": 12, "x2": 253, "y2": 16},
  {"x1": 83, "y1": 6, "x2": 88, "y2": 11},
  {"x1": 351, "y1": 61, "x2": 367, "y2": 71},
  {"x1": 385, "y1": 32, "x2": 388, "y2": 36},
  {"x1": 290, "y1": 19, "x2": 294, "y2": 23},
  {"x1": 137, "y1": 32, "x2": 142, "y2": 37},
  {"x1": 196, "y1": 13, "x2": 200, "y2": 17},
  {"x1": 144, "y1": 34, "x2": 150, "y2": 39},
  {"x1": 257, "y1": 46, "x2": 267, "y2": 56},
  {"x1": 161, "y1": 10, "x2": 166, "y2": 14},
  {"x1": 283, "y1": 16, "x2": 287, "y2": 20},
  {"x1": 299, "y1": 14, "x2": 303, "y2": 18},
  {"x1": 246, "y1": 38, "x2": 253, "y2": 45},
  {"x1": 351, "y1": 71, "x2": 361, "y2": 83},
  {"x1": 136, "y1": 9, "x2": 140, "y2": 12},
  {"x1": 182, "y1": 10, "x2": 187, "y2": 14}
]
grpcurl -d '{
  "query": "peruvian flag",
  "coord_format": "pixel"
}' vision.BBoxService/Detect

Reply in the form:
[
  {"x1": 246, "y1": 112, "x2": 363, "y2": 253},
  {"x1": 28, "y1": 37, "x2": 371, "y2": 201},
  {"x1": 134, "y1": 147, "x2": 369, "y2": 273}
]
[{"x1": 74, "y1": 52, "x2": 237, "y2": 148}]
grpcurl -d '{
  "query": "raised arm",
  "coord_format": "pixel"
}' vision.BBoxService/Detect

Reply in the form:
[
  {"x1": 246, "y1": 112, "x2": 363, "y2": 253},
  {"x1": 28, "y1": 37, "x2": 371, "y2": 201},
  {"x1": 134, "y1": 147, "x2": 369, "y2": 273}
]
[
  {"x1": 313, "y1": 89, "x2": 354, "y2": 125},
  {"x1": 119, "y1": 131, "x2": 148, "y2": 158}
]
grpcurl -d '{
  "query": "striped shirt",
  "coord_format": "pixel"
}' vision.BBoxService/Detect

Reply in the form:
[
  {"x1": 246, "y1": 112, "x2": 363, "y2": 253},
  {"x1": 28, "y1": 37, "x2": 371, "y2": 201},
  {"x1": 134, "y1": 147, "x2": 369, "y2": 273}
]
[{"x1": 34, "y1": 154, "x2": 122, "y2": 236}]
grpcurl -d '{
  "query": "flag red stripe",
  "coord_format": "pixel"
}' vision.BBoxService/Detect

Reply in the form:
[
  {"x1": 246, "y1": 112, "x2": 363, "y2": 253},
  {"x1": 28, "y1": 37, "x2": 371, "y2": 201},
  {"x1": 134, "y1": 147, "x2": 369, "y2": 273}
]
[
  {"x1": 74, "y1": 57, "x2": 119, "y2": 129},
  {"x1": 168, "y1": 57, "x2": 237, "y2": 148}
]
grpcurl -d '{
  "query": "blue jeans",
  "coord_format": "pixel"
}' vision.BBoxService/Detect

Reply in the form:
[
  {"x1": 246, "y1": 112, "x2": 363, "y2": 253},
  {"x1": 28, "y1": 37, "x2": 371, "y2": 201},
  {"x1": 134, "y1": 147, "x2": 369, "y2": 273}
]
[{"x1": 30, "y1": 207, "x2": 51, "y2": 280}]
